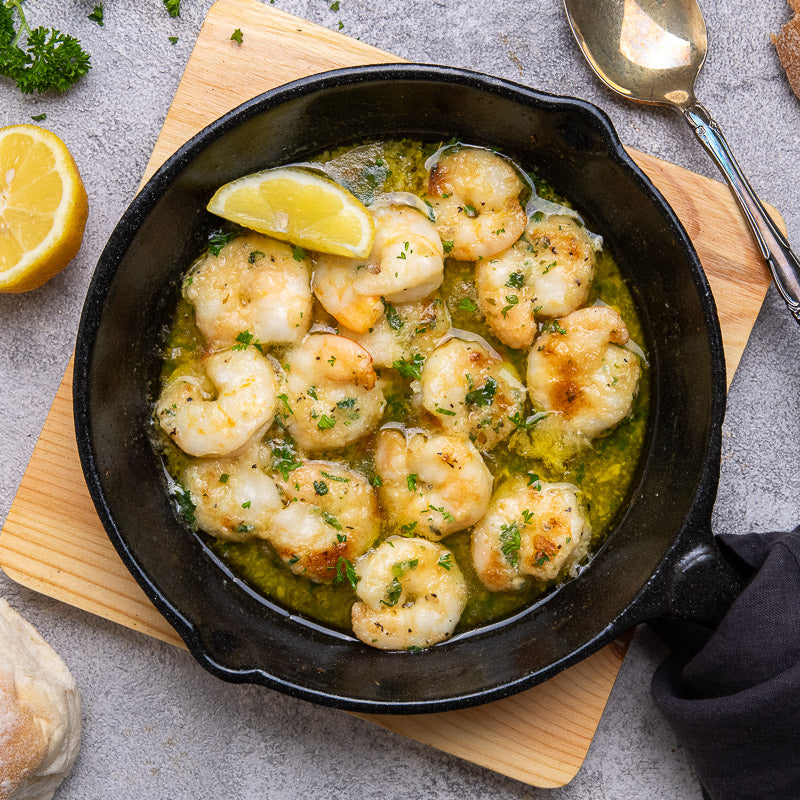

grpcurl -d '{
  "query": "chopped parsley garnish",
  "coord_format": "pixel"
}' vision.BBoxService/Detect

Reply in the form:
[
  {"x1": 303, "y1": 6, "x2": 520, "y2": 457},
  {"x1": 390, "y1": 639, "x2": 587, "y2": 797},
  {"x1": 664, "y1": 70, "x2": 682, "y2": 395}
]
[
  {"x1": 232, "y1": 329, "x2": 264, "y2": 353},
  {"x1": 307, "y1": 386, "x2": 319, "y2": 400},
  {"x1": 330, "y1": 0, "x2": 340, "y2": 9},
  {"x1": 509, "y1": 410, "x2": 547, "y2": 431},
  {"x1": 437, "y1": 552, "x2": 454, "y2": 570},
  {"x1": 464, "y1": 376, "x2": 497, "y2": 407},
  {"x1": 531, "y1": 211, "x2": 545, "y2": 223},
  {"x1": 219, "y1": 473, "x2": 229, "y2": 483},
  {"x1": 287, "y1": 554, "x2": 301, "y2": 565},
  {"x1": 168, "y1": 35, "x2": 178, "y2": 44},
  {"x1": 381, "y1": 577, "x2": 402, "y2": 606},
  {"x1": 31, "y1": 112, "x2": 46, "y2": 121},
  {"x1": 336, "y1": 532, "x2": 347, "y2": 543},
  {"x1": 321, "y1": 510, "x2": 342, "y2": 530},
  {"x1": 291, "y1": 245, "x2": 306, "y2": 261},
  {"x1": 333, "y1": 556, "x2": 359, "y2": 589},
  {"x1": 463, "y1": 203, "x2": 477, "y2": 217},
  {"x1": 241, "y1": 500, "x2": 251, "y2": 509},
  {"x1": 535, "y1": 553, "x2": 551, "y2": 567},
  {"x1": 276, "y1": 393, "x2": 293, "y2": 416},
  {"x1": 248, "y1": 249, "x2": 265, "y2": 263},
  {"x1": 499, "y1": 522, "x2": 521, "y2": 567},
  {"x1": 407, "y1": 474, "x2": 418, "y2": 492},
  {"x1": 272, "y1": 443, "x2": 302, "y2": 480},
  {"x1": 321, "y1": 470, "x2": 349, "y2": 483},
  {"x1": 526, "y1": 472, "x2": 542, "y2": 490},
  {"x1": 317, "y1": 414, "x2": 336, "y2": 430},
  {"x1": 174, "y1": 486, "x2": 195, "y2": 525},
  {"x1": 506, "y1": 271, "x2": 525, "y2": 288},
  {"x1": 392, "y1": 558, "x2": 419, "y2": 578},
  {"x1": 399, "y1": 521, "x2": 418, "y2": 536},
  {"x1": 163, "y1": 0, "x2": 181, "y2": 18},
  {"x1": 393, "y1": 353, "x2": 424, "y2": 380},
  {"x1": 230, "y1": 27, "x2": 243, "y2": 43},
  {"x1": 208, "y1": 229, "x2": 238, "y2": 255},
  {"x1": 521, "y1": 509, "x2": 534, "y2": 525},
  {"x1": 313, "y1": 480, "x2": 328, "y2": 495},
  {"x1": 457, "y1": 297, "x2": 477, "y2": 313},
  {"x1": 427, "y1": 504, "x2": 455, "y2": 523},
  {"x1": 88, "y1": 5, "x2": 104, "y2": 26},
  {"x1": 542, "y1": 260, "x2": 556, "y2": 274},
  {"x1": 327, "y1": 354, "x2": 337, "y2": 366},
  {"x1": 442, "y1": 240, "x2": 455, "y2": 254},
  {"x1": 501, "y1": 294, "x2": 519, "y2": 318},
  {"x1": 372, "y1": 475, "x2": 383, "y2": 487},
  {"x1": 383, "y1": 300, "x2": 403, "y2": 330},
  {"x1": 545, "y1": 320, "x2": 567, "y2": 335},
  {"x1": 336, "y1": 397, "x2": 355, "y2": 409},
  {"x1": 434, "y1": 405, "x2": 456, "y2": 416},
  {"x1": 236, "y1": 523, "x2": 254, "y2": 534}
]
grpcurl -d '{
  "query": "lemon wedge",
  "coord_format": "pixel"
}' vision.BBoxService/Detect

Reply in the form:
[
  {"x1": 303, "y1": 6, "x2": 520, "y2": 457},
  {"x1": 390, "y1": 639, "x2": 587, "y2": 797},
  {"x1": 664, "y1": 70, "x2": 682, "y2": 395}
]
[
  {"x1": 0, "y1": 125, "x2": 88, "y2": 293},
  {"x1": 207, "y1": 167, "x2": 375, "y2": 259}
]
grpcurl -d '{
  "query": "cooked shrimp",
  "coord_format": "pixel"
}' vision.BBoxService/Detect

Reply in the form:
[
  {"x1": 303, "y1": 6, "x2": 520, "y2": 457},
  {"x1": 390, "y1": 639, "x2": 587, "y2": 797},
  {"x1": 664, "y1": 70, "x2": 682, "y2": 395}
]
[
  {"x1": 475, "y1": 214, "x2": 597, "y2": 349},
  {"x1": 182, "y1": 444, "x2": 281, "y2": 542},
  {"x1": 426, "y1": 146, "x2": 527, "y2": 262},
  {"x1": 312, "y1": 204, "x2": 444, "y2": 333},
  {"x1": 526, "y1": 306, "x2": 641, "y2": 438},
  {"x1": 185, "y1": 233, "x2": 312, "y2": 349},
  {"x1": 418, "y1": 334, "x2": 526, "y2": 450},
  {"x1": 471, "y1": 477, "x2": 591, "y2": 591},
  {"x1": 280, "y1": 333, "x2": 385, "y2": 451},
  {"x1": 352, "y1": 537, "x2": 467, "y2": 650},
  {"x1": 267, "y1": 462, "x2": 380, "y2": 583},
  {"x1": 342, "y1": 294, "x2": 451, "y2": 368},
  {"x1": 156, "y1": 348, "x2": 277, "y2": 457},
  {"x1": 374, "y1": 429, "x2": 493, "y2": 541}
]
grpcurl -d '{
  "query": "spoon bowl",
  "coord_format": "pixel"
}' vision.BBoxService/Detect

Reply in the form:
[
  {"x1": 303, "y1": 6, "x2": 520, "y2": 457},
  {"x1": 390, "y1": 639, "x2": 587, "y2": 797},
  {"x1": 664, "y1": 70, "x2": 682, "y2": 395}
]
[{"x1": 564, "y1": 0, "x2": 800, "y2": 322}]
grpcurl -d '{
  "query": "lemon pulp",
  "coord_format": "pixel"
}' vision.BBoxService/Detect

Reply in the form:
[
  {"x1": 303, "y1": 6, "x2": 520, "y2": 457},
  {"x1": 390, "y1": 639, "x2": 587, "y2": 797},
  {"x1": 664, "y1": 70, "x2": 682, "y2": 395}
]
[{"x1": 0, "y1": 124, "x2": 88, "y2": 293}]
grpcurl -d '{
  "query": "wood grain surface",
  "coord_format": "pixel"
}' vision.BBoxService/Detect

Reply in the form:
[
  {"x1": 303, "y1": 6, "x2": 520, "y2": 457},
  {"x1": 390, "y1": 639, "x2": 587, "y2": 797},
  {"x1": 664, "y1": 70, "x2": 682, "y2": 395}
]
[{"x1": 0, "y1": 0, "x2": 777, "y2": 788}]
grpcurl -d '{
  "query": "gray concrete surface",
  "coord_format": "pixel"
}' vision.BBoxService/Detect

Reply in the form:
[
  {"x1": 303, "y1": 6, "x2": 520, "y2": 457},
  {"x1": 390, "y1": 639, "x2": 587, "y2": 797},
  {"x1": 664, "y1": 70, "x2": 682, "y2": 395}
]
[{"x1": 1, "y1": 0, "x2": 799, "y2": 797}]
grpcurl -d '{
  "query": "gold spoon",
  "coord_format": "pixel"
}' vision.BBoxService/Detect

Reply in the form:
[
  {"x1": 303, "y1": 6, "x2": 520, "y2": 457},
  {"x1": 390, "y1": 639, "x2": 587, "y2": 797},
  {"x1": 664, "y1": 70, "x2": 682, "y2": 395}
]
[{"x1": 563, "y1": 0, "x2": 800, "y2": 324}]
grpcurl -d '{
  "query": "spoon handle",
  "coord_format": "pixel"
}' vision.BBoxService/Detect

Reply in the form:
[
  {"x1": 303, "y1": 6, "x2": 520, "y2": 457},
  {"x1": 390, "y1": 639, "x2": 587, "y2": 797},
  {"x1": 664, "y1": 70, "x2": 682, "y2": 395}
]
[{"x1": 683, "y1": 102, "x2": 800, "y2": 324}]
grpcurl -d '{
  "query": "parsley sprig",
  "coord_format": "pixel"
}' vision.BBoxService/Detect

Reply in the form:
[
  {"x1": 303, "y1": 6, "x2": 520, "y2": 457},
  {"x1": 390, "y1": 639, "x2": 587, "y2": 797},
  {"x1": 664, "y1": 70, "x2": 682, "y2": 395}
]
[{"x1": 0, "y1": 0, "x2": 91, "y2": 94}]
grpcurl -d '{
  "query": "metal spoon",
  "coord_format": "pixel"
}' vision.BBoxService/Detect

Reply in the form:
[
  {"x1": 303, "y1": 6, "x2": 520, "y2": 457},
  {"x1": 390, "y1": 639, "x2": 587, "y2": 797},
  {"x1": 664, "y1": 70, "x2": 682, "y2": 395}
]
[{"x1": 563, "y1": 0, "x2": 800, "y2": 324}]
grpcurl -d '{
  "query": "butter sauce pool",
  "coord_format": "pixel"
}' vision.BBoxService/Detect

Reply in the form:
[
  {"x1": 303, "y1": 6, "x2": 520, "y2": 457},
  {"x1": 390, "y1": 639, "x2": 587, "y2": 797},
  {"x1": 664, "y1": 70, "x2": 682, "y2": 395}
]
[{"x1": 154, "y1": 139, "x2": 649, "y2": 638}]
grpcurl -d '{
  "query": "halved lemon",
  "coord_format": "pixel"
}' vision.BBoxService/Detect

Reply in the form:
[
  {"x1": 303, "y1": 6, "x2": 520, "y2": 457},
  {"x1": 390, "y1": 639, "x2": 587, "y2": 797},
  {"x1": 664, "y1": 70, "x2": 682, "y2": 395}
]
[
  {"x1": 0, "y1": 125, "x2": 88, "y2": 293},
  {"x1": 207, "y1": 167, "x2": 375, "y2": 259}
]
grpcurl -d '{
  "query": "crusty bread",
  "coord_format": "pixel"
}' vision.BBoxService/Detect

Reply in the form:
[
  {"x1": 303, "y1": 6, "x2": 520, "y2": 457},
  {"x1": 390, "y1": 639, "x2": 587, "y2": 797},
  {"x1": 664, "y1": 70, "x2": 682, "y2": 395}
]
[
  {"x1": 0, "y1": 600, "x2": 81, "y2": 800},
  {"x1": 772, "y1": 0, "x2": 800, "y2": 100}
]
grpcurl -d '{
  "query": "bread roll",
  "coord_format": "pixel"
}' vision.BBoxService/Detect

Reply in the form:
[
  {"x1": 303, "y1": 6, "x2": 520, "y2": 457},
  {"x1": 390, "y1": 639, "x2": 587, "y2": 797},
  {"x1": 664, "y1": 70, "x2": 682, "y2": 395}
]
[
  {"x1": 772, "y1": 0, "x2": 800, "y2": 100},
  {"x1": 0, "y1": 599, "x2": 81, "y2": 800}
]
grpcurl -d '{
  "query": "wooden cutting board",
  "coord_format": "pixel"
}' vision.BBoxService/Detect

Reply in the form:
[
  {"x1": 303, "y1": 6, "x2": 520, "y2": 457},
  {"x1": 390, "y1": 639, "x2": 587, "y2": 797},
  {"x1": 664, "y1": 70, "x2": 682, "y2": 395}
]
[{"x1": 0, "y1": 0, "x2": 778, "y2": 788}]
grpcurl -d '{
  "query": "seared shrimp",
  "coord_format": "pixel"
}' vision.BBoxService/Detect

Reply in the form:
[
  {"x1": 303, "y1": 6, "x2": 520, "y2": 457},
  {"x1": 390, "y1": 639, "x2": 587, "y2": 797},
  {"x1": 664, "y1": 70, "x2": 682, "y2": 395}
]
[
  {"x1": 182, "y1": 445, "x2": 281, "y2": 542},
  {"x1": 476, "y1": 214, "x2": 597, "y2": 349},
  {"x1": 418, "y1": 334, "x2": 526, "y2": 450},
  {"x1": 352, "y1": 537, "x2": 467, "y2": 650},
  {"x1": 426, "y1": 146, "x2": 527, "y2": 262},
  {"x1": 343, "y1": 294, "x2": 451, "y2": 368},
  {"x1": 313, "y1": 204, "x2": 444, "y2": 333},
  {"x1": 471, "y1": 477, "x2": 591, "y2": 591},
  {"x1": 527, "y1": 306, "x2": 641, "y2": 438},
  {"x1": 374, "y1": 429, "x2": 493, "y2": 541},
  {"x1": 156, "y1": 348, "x2": 277, "y2": 457},
  {"x1": 268, "y1": 462, "x2": 380, "y2": 583},
  {"x1": 281, "y1": 333, "x2": 385, "y2": 451},
  {"x1": 185, "y1": 233, "x2": 312, "y2": 349}
]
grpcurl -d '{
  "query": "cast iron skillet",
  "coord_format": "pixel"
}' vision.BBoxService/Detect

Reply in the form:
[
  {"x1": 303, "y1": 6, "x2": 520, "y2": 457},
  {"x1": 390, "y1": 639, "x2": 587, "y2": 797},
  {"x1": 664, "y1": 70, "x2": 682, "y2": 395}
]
[{"x1": 74, "y1": 64, "x2": 742, "y2": 714}]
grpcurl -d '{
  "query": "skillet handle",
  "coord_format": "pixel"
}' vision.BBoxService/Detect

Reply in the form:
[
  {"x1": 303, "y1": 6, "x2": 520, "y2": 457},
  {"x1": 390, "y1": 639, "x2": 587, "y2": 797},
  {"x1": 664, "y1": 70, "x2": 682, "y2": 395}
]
[{"x1": 648, "y1": 535, "x2": 746, "y2": 627}]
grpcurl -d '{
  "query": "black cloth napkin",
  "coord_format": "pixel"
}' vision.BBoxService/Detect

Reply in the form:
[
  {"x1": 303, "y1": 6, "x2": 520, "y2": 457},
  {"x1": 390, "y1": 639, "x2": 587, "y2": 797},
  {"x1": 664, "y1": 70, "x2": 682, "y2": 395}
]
[{"x1": 650, "y1": 527, "x2": 800, "y2": 800}]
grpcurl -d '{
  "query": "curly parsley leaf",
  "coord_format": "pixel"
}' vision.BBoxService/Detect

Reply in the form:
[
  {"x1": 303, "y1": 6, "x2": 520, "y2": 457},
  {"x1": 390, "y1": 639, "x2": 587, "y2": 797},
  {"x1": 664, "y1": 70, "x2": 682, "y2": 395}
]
[
  {"x1": 163, "y1": 0, "x2": 181, "y2": 18},
  {"x1": 0, "y1": 3, "x2": 91, "y2": 95}
]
